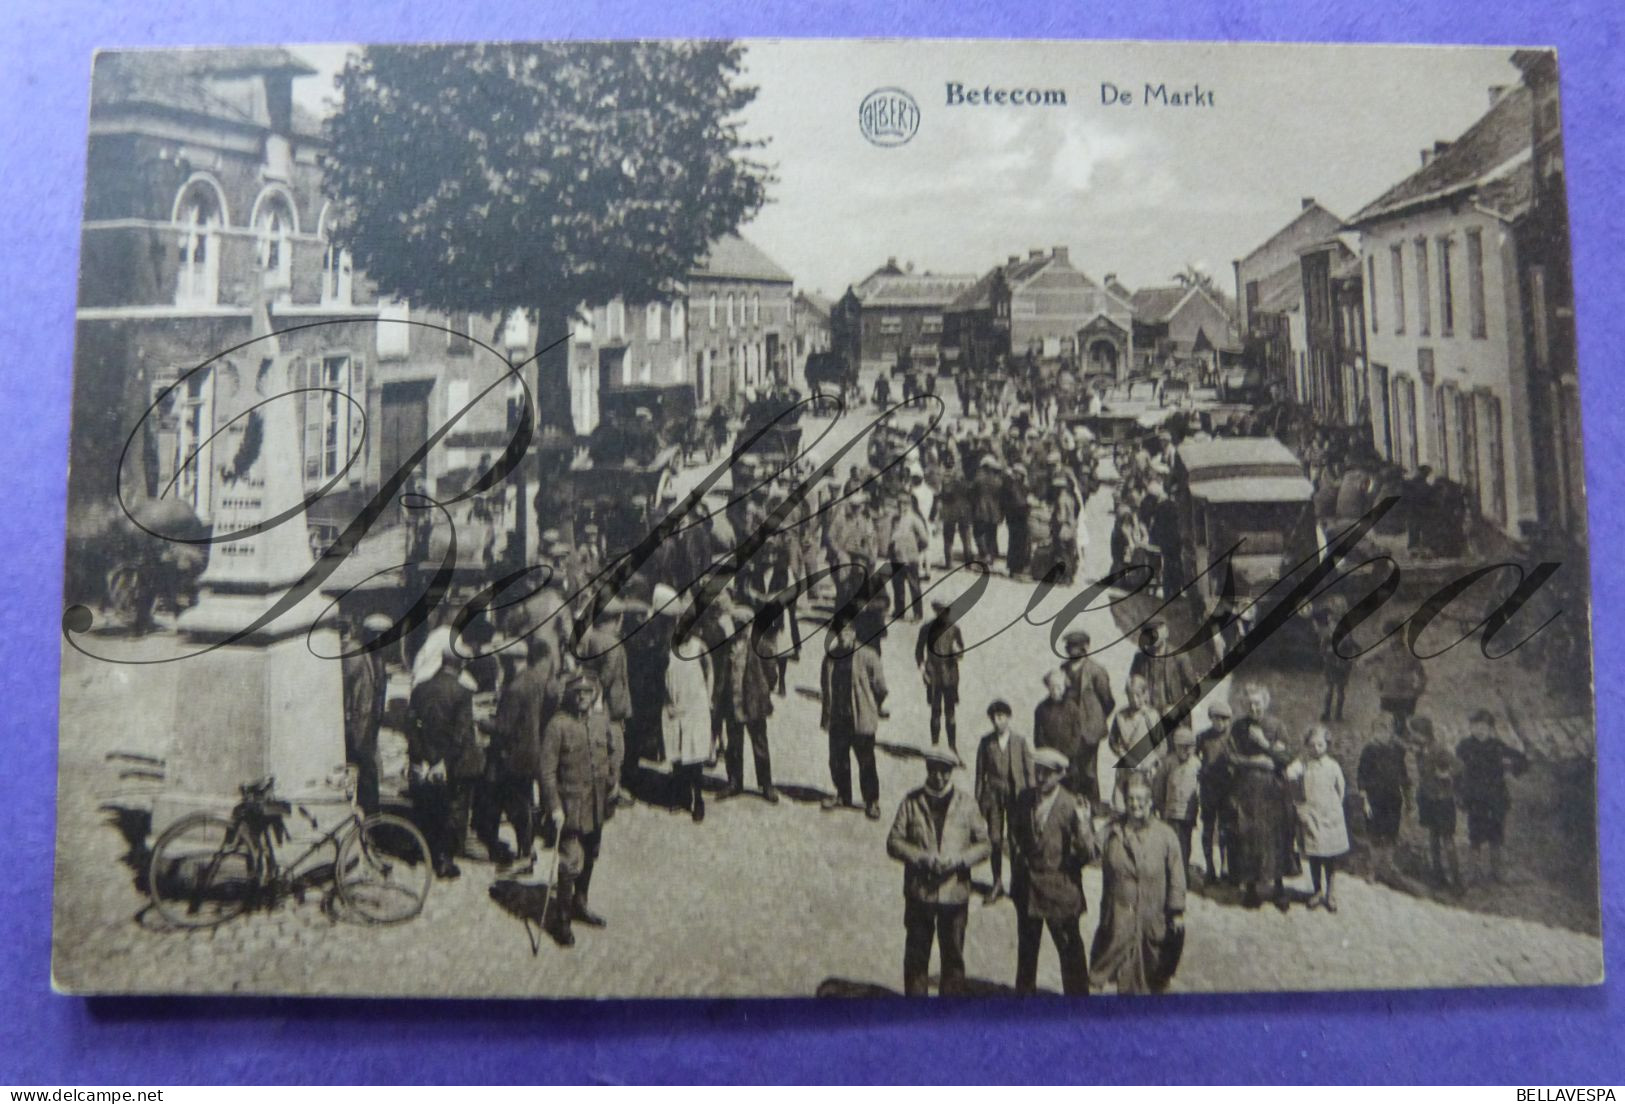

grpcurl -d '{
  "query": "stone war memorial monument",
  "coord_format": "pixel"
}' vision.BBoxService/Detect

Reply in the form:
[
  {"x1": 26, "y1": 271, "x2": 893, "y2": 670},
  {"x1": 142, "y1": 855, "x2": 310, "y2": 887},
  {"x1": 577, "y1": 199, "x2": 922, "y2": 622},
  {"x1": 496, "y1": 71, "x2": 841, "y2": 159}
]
[{"x1": 158, "y1": 301, "x2": 347, "y2": 831}]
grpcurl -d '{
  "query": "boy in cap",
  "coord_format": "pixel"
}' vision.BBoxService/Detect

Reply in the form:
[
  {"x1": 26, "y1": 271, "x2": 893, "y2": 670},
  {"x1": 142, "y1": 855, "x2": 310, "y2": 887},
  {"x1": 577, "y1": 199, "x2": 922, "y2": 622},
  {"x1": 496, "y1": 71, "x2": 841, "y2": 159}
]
[
  {"x1": 886, "y1": 747, "x2": 991, "y2": 996},
  {"x1": 974, "y1": 699, "x2": 1036, "y2": 904},
  {"x1": 1010, "y1": 747, "x2": 1097, "y2": 995},
  {"x1": 1195, "y1": 700, "x2": 1234, "y2": 882},
  {"x1": 1152, "y1": 725, "x2": 1202, "y2": 873}
]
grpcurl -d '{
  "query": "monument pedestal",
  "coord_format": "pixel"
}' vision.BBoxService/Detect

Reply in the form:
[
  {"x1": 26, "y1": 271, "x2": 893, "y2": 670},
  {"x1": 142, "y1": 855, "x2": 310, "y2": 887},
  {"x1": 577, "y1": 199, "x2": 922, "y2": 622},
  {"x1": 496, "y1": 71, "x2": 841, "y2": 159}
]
[{"x1": 153, "y1": 311, "x2": 350, "y2": 832}]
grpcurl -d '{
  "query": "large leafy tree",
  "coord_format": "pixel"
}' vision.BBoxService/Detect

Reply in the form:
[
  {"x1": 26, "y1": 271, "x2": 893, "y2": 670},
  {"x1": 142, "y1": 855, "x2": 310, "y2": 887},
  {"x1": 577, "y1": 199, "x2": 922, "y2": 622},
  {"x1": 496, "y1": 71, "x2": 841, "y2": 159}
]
[{"x1": 323, "y1": 41, "x2": 772, "y2": 323}]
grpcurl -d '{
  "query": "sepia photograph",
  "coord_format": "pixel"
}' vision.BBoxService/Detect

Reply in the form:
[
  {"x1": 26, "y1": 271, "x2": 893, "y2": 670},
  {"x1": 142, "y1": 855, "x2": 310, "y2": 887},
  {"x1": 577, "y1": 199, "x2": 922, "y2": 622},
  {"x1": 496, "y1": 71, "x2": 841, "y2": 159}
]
[{"x1": 52, "y1": 37, "x2": 1601, "y2": 999}]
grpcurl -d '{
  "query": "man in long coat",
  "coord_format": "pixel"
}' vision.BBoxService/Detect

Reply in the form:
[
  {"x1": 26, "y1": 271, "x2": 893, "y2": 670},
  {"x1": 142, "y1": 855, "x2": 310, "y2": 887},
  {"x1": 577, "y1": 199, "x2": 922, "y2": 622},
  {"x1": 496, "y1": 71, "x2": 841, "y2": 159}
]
[
  {"x1": 539, "y1": 672, "x2": 623, "y2": 947},
  {"x1": 1010, "y1": 748, "x2": 1098, "y2": 995},
  {"x1": 1091, "y1": 774, "x2": 1188, "y2": 994},
  {"x1": 886, "y1": 746, "x2": 991, "y2": 996},
  {"x1": 916, "y1": 600, "x2": 964, "y2": 751},
  {"x1": 1062, "y1": 631, "x2": 1116, "y2": 804}
]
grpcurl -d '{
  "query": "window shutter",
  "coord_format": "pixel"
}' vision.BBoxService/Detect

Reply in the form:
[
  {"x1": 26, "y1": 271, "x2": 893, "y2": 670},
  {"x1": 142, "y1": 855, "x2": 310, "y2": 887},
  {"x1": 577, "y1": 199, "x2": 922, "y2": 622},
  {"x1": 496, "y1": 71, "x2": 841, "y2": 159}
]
[
  {"x1": 347, "y1": 357, "x2": 365, "y2": 484},
  {"x1": 299, "y1": 358, "x2": 322, "y2": 486}
]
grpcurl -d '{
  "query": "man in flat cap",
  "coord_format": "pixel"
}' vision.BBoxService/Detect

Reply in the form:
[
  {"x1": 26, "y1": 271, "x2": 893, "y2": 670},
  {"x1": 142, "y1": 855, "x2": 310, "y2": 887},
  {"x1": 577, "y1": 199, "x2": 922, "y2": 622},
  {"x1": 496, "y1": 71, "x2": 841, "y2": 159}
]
[
  {"x1": 539, "y1": 671, "x2": 623, "y2": 947},
  {"x1": 1010, "y1": 747, "x2": 1098, "y2": 995},
  {"x1": 975, "y1": 699, "x2": 1036, "y2": 905},
  {"x1": 886, "y1": 746, "x2": 990, "y2": 996}
]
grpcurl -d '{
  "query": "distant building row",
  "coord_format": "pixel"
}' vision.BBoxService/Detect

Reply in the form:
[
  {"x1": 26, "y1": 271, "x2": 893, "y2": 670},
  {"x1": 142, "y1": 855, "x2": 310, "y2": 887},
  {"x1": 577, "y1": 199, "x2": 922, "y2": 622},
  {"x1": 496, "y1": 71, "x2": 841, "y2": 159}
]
[{"x1": 830, "y1": 252, "x2": 1239, "y2": 382}]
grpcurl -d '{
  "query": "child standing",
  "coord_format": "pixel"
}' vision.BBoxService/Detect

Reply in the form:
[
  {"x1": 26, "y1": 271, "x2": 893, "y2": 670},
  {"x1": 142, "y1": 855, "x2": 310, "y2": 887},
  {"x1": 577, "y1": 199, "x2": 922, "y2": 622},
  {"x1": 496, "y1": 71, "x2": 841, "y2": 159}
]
[
  {"x1": 1153, "y1": 725, "x2": 1202, "y2": 874},
  {"x1": 1411, "y1": 715, "x2": 1463, "y2": 892},
  {"x1": 1286, "y1": 724, "x2": 1350, "y2": 911}
]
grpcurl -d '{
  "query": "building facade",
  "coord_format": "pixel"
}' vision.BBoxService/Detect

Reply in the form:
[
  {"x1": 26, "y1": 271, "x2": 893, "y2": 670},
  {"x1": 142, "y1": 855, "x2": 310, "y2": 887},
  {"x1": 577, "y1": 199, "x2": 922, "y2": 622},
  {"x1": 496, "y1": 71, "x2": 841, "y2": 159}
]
[
  {"x1": 1298, "y1": 236, "x2": 1370, "y2": 429},
  {"x1": 942, "y1": 247, "x2": 1134, "y2": 378},
  {"x1": 788, "y1": 291, "x2": 833, "y2": 379},
  {"x1": 831, "y1": 259, "x2": 976, "y2": 372},
  {"x1": 1233, "y1": 199, "x2": 1346, "y2": 395},
  {"x1": 685, "y1": 234, "x2": 795, "y2": 407},
  {"x1": 1349, "y1": 84, "x2": 1539, "y2": 538},
  {"x1": 74, "y1": 49, "x2": 382, "y2": 540},
  {"x1": 1128, "y1": 284, "x2": 1238, "y2": 378}
]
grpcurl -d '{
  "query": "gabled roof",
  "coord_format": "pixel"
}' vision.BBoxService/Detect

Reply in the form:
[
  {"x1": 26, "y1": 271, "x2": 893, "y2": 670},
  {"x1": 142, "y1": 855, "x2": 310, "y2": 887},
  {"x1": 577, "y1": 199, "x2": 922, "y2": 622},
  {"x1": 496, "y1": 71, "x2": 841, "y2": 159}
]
[
  {"x1": 689, "y1": 233, "x2": 794, "y2": 284},
  {"x1": 853, "y1": 271, "x2": 978, "y2": 309},
  {"x1": 1104, "y1": 277, "x2": 1135, "y2": 301},
  {"x1": 1131, "y1": 285, "x2": 1196, "y2": 323},
  {"x1": 1348, "y1": 84, "x2": 1534, "y2": 225},
  {"x1": 796, "y1": 290, "x2": 835, "y2": 319},
  {"x1": 947, "y1": 251, "x2": 1102, "y2": 313},
  {"x1": 92, "y1": 49, "x2": 317, "y2": 132},
  {"x1": 1237, "y1": 202, "x2": 1344, "y2": 267}
]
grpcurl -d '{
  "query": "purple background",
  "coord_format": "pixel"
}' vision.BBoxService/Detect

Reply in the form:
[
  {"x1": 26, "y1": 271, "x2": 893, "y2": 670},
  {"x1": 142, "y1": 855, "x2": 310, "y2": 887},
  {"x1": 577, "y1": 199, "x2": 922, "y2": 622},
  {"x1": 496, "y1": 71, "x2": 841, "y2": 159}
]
[{"x1": 3, "y1": 0, "x2": 1620, "y2": 1085}]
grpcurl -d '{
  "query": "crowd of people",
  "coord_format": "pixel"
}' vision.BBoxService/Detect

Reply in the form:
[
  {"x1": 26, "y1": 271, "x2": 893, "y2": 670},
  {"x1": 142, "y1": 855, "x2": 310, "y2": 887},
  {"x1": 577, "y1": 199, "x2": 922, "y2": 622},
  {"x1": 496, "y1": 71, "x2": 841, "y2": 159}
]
[{"x1": 330, "y1": 368, "x2": 1538, "y2": 990}]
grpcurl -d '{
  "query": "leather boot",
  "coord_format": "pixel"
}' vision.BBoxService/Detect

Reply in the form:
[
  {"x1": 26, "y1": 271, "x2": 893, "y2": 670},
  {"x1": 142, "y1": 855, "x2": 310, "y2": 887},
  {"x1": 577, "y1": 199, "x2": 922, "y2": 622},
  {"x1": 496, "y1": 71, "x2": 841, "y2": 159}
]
[{"x1": 548, "y1": 877, "x2": 576, "y2": 947}]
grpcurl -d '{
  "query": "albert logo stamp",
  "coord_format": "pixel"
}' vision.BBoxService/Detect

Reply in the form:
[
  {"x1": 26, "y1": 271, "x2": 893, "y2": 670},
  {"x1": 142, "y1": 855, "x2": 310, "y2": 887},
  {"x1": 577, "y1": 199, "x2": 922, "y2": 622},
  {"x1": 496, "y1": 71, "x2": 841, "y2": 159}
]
[{"x1": 859, "y1": 87, "x2": 920, "y2": 146}]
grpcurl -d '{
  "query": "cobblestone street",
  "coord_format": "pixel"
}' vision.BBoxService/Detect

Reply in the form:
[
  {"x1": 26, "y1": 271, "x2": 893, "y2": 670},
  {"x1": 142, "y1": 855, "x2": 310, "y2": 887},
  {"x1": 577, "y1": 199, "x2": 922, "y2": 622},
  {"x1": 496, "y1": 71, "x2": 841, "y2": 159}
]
[{"x1": 51, "y1": 395, "x2": 1603, "y2": 997}]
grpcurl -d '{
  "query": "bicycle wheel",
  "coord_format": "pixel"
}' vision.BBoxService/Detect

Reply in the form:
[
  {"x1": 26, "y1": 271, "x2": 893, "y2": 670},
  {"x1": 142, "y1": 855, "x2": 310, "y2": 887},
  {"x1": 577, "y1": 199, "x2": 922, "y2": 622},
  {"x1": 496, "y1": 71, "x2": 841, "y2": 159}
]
[
  {"x1": 148, "y1": 813, "x2": 258, "y2": 928},
  {"x1": 335, "y1": 813, "x2": 432, "y2": 924}
]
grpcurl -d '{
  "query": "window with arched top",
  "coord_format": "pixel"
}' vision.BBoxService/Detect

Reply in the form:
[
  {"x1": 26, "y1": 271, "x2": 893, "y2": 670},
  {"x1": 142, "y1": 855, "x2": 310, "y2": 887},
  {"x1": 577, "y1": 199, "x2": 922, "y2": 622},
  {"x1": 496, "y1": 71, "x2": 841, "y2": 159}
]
[
  {"x1": 316, "y1": 205, "x2": 353, "y2": 307},
  {"x1": 252, "y1": 189, "x2": 298, "y2": 289},
  {"x1": 173, "y1": 179, "x2": 224, "y2": 306}
]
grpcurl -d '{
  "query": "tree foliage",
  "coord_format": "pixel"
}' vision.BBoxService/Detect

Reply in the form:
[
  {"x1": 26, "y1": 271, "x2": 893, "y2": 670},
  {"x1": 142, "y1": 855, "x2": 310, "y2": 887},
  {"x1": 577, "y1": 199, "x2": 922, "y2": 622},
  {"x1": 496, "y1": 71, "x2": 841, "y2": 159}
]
[{"x1": 322, "y1": 41, "x2": 772, "y2": 320}]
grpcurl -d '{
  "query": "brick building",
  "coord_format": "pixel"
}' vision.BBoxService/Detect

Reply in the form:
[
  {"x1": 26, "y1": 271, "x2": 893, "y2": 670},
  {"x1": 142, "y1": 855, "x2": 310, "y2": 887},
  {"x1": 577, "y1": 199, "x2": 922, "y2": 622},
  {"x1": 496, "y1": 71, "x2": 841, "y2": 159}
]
[
  {"x1": 941, "y1": 246, "x2": 1134, "y2": 378},
  {"x1": 831, "y1": 260, "x2": 976, "y2": 373},
  {"x1": 684, "y1": 234, "x2": 795, "y2": 406}
]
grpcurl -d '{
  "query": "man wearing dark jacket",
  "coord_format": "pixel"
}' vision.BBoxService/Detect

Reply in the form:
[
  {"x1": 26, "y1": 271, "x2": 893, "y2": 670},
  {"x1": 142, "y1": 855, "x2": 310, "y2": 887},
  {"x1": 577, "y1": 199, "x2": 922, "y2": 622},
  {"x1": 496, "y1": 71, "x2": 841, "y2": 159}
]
[
  {"x1": 539, "y1": 672, "x2": 623, "y2": 947},
  {"x1": 886, "y1": 746, "x2": 991, "y2": 996},
  {"x1": 722, "y1": 599, "x2": 778, "y2": 802},
  {"x1": 1010, "y1": 748, "x2": 1098, "y2": 994},
  {"x1": 970, "y1": 457, "x2": 1005, "y2": 563},
  {"x1": 406, "y1": 640, "x2": 483, "y2": 879},
  {"x1": 1033, "y1": 669, "x2": 1087, "y2": 797},
  {"x1": 820, "y1": 624, "x2": 889, "y2": 818},
  {"x1": 1129, "y1": 619, "x2": 1199, "y2": 717}
]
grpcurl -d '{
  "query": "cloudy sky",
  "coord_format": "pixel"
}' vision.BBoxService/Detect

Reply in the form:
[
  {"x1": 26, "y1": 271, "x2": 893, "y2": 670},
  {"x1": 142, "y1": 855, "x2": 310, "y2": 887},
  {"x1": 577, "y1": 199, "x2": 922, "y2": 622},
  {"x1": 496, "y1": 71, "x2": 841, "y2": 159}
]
[{"x1": 294, "y1": 39, "x2": 1521, "y2": 299}]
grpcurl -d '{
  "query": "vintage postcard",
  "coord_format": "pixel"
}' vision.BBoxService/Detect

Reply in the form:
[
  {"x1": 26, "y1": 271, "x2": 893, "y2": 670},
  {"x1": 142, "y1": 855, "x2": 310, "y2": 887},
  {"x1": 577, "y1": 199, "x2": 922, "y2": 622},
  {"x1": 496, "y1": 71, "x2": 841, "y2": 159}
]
[{"x1": 54, "y1": 38, "x2": 1600, "y2": 998}]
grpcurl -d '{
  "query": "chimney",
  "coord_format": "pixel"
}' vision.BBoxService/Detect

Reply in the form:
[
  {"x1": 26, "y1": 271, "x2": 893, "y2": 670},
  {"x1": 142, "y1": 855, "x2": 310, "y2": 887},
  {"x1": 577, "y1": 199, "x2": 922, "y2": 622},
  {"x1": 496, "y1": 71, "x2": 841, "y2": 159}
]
[
  {"x1": 1301, "y1": 196, "x2": 1316, "y2": 210},
  {"x1": 1489, "y1": 84, "x2": 1507, "y2": 107},
  {"x1": 1051, "y1": 245, "x2": 1069, "y2": 264},
  {"x1": 1104, "y1": 272, "x2": 1117, "y2": 285},
  {"x1": 886, "y1": 256, "x2": 897, "y2": 268},
  {"x1": 1434, "y1": 140, "x2": 1452, "y2": 158},
  {"x1": 905, "y1": 260, "x2": 915, "y2": 273},
  {"x1": 1028, "y1": 248, "x2": 1045, "y2": 260},
  {"x1": 1420, "y1": 148, "x2": 1432, "y2": 167},
  {"x1": 1006, "y1": 254, "x2": 1021, "y2": 267}
]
